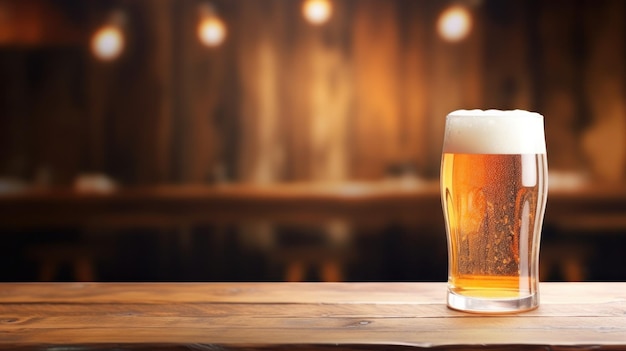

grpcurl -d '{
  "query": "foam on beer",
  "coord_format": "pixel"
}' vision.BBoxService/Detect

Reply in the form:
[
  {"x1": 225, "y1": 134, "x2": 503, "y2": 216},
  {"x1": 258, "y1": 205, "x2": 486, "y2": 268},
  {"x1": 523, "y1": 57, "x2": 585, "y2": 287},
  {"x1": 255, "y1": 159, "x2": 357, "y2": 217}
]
[{"x1": 443, "y1": 109, "x2": 546, "y2": 155}]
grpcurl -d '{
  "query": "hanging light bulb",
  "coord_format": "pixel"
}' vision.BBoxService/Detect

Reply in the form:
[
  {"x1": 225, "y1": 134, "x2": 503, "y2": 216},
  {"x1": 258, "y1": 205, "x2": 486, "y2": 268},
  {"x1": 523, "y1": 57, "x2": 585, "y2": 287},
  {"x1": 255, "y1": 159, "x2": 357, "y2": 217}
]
[
  {"x1": 437, "y1": 5, "x2": 472, "y2": 42},
  {"x1": 303, "y1": 0, "x2": 332, "y2": 25},
  {"x1": 198, "y1": 3, "x2": 227, "y2": 47},
  {"x1": 91, "y1": 11, "x2": 126, "y2": 61}
]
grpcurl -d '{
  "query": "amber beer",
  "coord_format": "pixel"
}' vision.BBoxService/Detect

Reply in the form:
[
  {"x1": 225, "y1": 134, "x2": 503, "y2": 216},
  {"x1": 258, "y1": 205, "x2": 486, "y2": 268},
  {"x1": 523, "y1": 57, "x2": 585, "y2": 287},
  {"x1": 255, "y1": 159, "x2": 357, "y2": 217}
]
[{"x1": 441, "y1": 110, "x2": 548, "y2": 313}]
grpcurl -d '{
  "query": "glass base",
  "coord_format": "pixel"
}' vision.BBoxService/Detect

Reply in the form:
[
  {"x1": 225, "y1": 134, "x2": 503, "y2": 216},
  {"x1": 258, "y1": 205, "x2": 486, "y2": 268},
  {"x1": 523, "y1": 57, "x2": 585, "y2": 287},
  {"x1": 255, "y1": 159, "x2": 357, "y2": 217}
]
[{"x1": 447, "y1": 290, "x2": 538, "y2": 314}]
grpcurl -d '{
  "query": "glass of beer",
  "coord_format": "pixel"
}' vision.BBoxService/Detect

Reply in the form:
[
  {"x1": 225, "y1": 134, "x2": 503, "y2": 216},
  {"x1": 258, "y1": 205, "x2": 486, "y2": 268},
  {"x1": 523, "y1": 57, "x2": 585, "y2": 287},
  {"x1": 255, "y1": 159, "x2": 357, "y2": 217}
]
[{"x1": 441, "y1": 109, "x2": 548, "y2": 313}]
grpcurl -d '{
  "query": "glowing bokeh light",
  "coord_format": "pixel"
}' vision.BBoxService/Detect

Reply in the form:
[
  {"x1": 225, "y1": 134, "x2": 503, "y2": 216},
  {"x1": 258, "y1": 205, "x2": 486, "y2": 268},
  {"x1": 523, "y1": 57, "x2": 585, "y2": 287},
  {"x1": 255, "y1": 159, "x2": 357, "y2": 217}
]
[
  {"x1": 303, "y1": 0, "x2": 332, "y2": 25},
  {"x1": 91, "y1": 26, "x2": 124, "y2": 61},
  {"x1": 198, "y1": 16, "x2": 227, "y2": 47},
  {"x1": 437, "y1": 5, "x2": 472, "y2": 42}
]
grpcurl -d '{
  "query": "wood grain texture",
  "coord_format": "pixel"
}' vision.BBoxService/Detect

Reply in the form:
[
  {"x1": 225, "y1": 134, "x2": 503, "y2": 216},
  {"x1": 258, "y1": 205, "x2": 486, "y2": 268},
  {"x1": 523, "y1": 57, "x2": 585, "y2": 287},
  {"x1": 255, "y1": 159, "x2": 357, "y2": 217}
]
[
  {"x1": 0, "y1": 282, "x2": 625, "y2": 350},
  {"x1": 2, "y1": 1, "x2": 626, "y2": 185}
]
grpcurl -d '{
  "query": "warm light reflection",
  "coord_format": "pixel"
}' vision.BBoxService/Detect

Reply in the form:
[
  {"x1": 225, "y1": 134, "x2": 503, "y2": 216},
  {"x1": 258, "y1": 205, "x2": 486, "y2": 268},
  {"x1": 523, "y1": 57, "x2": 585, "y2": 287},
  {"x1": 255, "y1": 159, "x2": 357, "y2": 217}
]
[
  {"x1": 303, "y1": 0, "x2": 332, "y2": 25},
  {"x1": 198, "y1": 16, "x2": 227, "y2": 47},
  {"x1": 437, "y1": 5, "x2": 472, "y2": 42},
  {"x1": 91, "y1": 25, "x2": 124, "y2": 61}
]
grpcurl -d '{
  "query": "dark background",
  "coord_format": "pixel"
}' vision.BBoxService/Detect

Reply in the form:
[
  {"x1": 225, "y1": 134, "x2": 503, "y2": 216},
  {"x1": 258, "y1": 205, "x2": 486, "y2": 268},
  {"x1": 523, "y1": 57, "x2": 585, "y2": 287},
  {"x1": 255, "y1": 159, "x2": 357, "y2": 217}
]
[{"x1": 0, "y1": 0, "x2": 625, "y2": 282}]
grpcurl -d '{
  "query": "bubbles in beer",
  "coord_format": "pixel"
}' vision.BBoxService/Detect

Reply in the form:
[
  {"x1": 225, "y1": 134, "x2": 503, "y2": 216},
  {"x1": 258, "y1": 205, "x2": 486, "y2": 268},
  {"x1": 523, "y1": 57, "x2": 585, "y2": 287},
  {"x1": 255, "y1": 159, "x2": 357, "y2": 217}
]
[{"x1": 441, "y1": 109, "x2": 548, "y2": 303}]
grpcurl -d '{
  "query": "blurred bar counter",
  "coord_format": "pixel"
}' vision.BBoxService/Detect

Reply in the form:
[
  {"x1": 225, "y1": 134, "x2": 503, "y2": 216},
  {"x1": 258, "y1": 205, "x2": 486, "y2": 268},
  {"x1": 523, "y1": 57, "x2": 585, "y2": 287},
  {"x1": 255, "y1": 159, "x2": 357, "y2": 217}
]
[
  {"x1": 0, "y1": 181, "x2": 443, "y2": 229},
  {"x1": 1, "y1": 181, "x2": 626, "y2": 282},
  {"x1": 0, "y1": 181, "x2": 625, "y2": 231}
]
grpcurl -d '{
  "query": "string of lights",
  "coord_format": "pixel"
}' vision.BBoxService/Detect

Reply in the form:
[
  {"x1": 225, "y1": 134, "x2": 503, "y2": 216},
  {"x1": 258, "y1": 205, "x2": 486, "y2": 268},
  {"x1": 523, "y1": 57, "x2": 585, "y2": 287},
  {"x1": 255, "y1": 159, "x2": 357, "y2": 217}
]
[{"x1": 90, "y1": 1, "x2": 476, "y2": 61}]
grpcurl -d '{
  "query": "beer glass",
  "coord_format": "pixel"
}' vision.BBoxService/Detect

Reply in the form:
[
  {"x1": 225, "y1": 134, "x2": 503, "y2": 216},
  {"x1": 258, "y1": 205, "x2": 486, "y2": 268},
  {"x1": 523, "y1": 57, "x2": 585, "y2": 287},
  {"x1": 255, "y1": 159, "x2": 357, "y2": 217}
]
[{"x1": 440, "y1": 109, "x2": 548, "y2": 313}]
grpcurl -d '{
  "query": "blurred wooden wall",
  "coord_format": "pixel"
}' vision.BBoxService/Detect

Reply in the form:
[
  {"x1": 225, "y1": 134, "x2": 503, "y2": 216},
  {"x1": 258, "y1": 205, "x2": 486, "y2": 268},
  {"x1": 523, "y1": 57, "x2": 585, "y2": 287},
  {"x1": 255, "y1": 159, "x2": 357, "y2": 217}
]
[{"x1": 0, "y1": 0, "x2": 625, "y2": 186}]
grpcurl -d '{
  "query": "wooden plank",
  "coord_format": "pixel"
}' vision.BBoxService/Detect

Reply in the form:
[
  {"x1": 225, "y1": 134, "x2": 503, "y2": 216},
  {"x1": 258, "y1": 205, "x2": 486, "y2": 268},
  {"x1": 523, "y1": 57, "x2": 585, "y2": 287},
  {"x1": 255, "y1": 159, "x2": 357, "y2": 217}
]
[
  {"x1": 579, "y1": 0, "x2": 626, "y2": 183},
  {"x1": 234, "y1": 0, "x2": 284, "y2": 184},
  {"x1": 482, "y1": 1, "x2": 533, "y2": 110},
  {"x1": 0, "y1": 316, "x2": 624, "y2": 344},
  {"x1": 146, "y1": 0, "x2": 175, "y2": 183},
  {"x1": 173, "y1": 0, "x2": 234, "y2": 183},
  {"x1": 0, "y1": 282, "x2": 624, "y2": 308},
  {"x1": 397, "y1": 1, "x2": 430, "y2": 174},
  {"x1": 0, "y1": 282, "x2": 444, "y2": 304},
  {"x1": 351, "y1": 0, "x2": 401, "y2": 179},
  {"x1": 305, "y1": 2, "x2": 352, "y2": 182},
  {"x1": 0, "y1": 283, "x2": 626, "y2": 350},
  {"x1": 1, "y1": 300, "x2": 625, "y2": 319},
  {"x1": 0, "y1": 283, "x2": 624, "y2": 349},
  {"x1": 535, "y1": 0, "x2": 589, "y2": 172}
]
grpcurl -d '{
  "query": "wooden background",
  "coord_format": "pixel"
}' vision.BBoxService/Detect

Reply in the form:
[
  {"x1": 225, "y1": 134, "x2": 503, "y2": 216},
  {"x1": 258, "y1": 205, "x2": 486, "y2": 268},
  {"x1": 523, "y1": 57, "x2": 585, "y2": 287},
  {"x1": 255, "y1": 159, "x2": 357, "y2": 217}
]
[{"x1": 0, "y1": 0, "x2": 625, "y2": 186}]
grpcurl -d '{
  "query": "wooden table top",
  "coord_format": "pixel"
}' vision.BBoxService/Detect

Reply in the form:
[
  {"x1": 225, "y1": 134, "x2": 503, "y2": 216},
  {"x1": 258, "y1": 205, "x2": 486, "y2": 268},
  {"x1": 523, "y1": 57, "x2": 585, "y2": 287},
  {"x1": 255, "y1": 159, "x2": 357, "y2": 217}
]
[{"x1": 0, "y1": 282, "x2": 625, "y2": 350}]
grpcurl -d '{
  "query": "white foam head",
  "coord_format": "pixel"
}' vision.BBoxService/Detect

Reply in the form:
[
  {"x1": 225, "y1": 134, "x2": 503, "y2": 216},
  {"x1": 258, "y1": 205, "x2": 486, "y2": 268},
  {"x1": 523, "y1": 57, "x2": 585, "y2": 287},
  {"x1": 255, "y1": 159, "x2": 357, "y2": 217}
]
[{"x1": 442, "y1": 109, "x2": 546, "y2": 154}]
